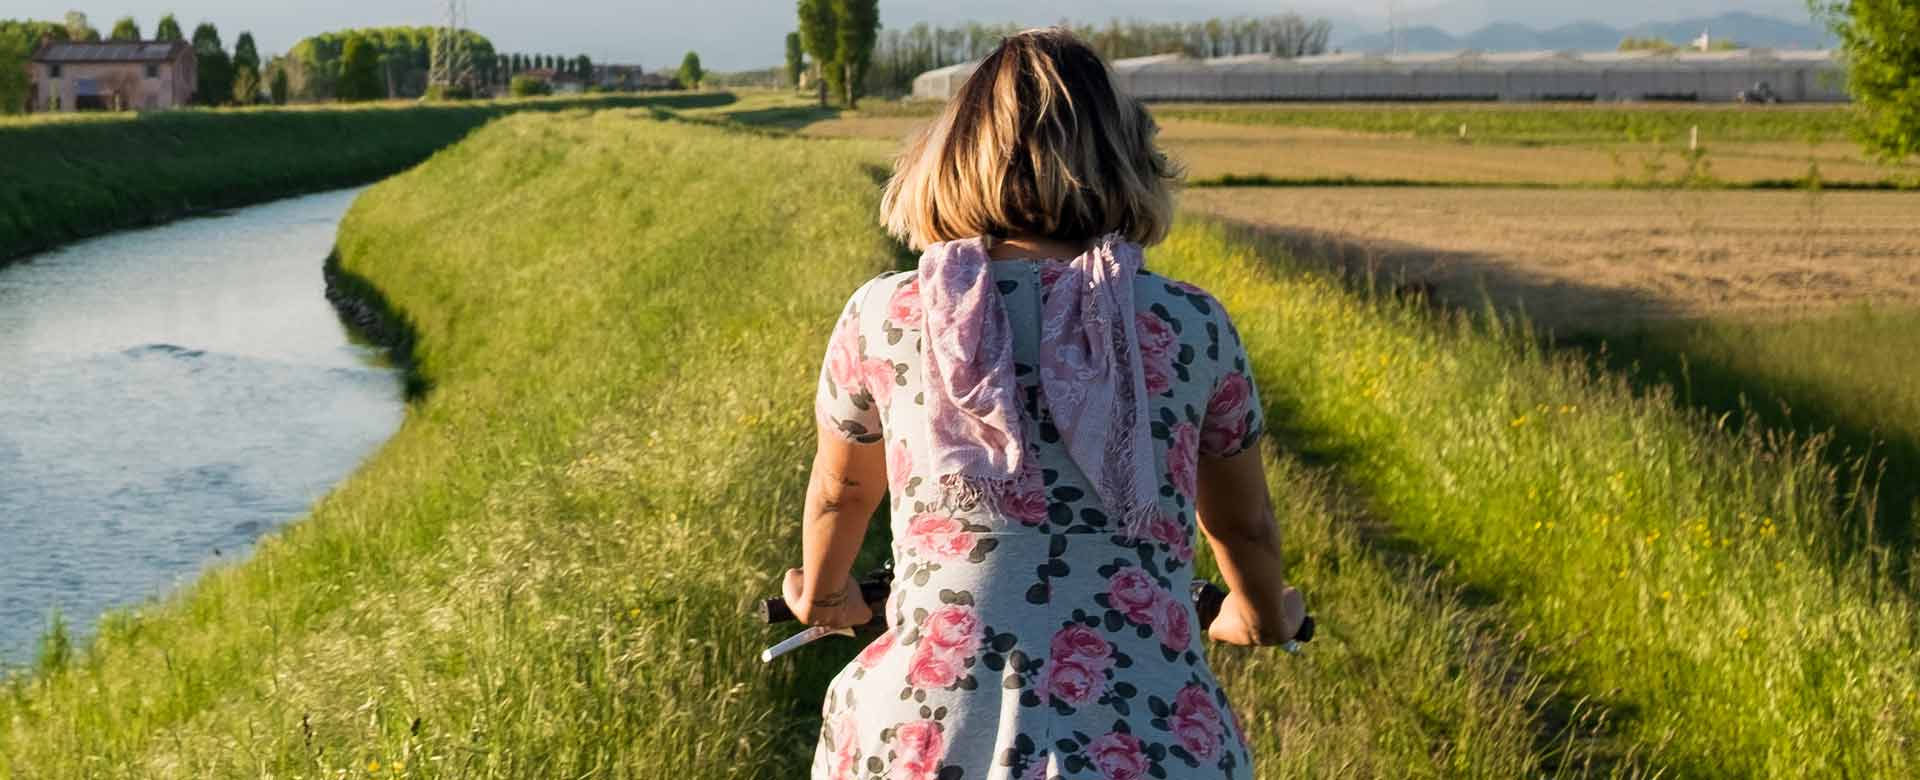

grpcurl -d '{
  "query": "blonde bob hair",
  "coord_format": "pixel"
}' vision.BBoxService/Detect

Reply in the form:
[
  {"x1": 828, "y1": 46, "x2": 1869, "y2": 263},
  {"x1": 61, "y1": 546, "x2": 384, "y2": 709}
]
[{"x1": 880, "y1": 28, "x2": 1180, "y2": 251}]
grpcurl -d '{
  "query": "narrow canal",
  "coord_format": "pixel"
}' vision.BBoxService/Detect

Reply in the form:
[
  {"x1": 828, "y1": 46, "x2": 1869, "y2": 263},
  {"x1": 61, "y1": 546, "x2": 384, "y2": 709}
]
[{"x1": 0, "y1": 189, "x2": 405, "y2": 666}]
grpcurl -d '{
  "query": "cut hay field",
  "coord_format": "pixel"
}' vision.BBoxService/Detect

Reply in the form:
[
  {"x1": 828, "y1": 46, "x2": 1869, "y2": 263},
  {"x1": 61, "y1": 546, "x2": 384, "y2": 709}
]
[
  {"x1": 5, "y1": 94, "x2": 1916, "y2": 779},
  {"x1": 804, "y1": 115, "x2": 1915, "y2": 188},
  {"x1": 1181, "y1": 187, "x2": 1920, "y2": 329},
  {"x1": 785, "y1": 95, "x2": 1916, "y2": 188}
]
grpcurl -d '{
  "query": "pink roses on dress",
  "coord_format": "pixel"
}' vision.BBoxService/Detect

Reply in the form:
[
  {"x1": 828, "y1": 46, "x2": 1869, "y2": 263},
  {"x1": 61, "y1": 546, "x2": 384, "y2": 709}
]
[
  {"x1": 888, "y1": 444, "x2": 913, "y2": 496},
  {"x1": 1168, "y1": 422, "x2": 1200, "y2": 500},
  {"x1": 825, "y1": 314, "x2": 864, "y2": 397},
  {"x1": 906, "y1": 605, "x2": 980, "y2": 690},
  {"x1": 1089, "y1": 731, "x2": 1150, "y2": 780},
  {"x1": 1171, "y1": 684, "x2": 1227, "y2": 761},
  {"x1": 1136, "y1": 313, "x2": 1177, "y2": 396},
  {"x1": 1110, "y1": 567, "x2": 1193, "y2": 652},
  {"x1": 1107, "y1": 568, "x2": 1162, "y2": 625},
  {"x1": 998, "y1": 484, "x2": 1049, "y2": 526},
  {"x1": 1202, "y1": 372, "x2": 1254, "y2": 456},
  {"x1": 830, "y1": 711, "x2": 860, "y2": 780},
  {"x1": 862, "y1": 359, "x2": 898, "y2": 406},
  {"x1": 887, "y1": 278, "x2": 924, "y2": 330},
  {"x1": 890, "y1": 719, "x2": 946, "y2": 780},
  {"x1": 1148, "y1": 513, "x2": 1194, "y2": 564},
  {"x1": 1045, "y1": 624, "x2": 1114, "y2": 707},
  {"x1": 906, "y1": 514, "x2": 975, "y2": 562},
  {"x1": 1152, "y1": 595, "x2": 1193, "y2": 652},
  {"x1": 856, "y1": 629, "x2": 896, "y2": 670}
]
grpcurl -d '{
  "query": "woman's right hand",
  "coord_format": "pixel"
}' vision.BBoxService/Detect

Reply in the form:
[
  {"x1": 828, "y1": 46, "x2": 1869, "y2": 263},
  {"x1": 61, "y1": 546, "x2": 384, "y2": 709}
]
[
  {"x1": 1207, "y1": 586, "x2": 1307, "y2": 647},
  {"x1": 783, "y1": 567, "x2": 876, "y2": 630}
]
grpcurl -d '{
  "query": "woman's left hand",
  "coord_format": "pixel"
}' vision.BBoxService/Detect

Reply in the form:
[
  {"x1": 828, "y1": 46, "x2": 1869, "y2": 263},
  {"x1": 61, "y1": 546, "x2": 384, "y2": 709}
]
[{"x1": 783, "y1": 568, "x2": 876, "y2": 629}]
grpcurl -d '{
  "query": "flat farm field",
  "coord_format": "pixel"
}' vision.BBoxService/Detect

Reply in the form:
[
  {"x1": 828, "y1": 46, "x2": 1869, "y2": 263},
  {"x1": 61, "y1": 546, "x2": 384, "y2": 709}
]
[
  {"x1": 1181, "y1": 186, "x2": 1920, "y2": 330},
  {"x1": 801, "y1": 102, "x2": 1917, "y2": 188}
]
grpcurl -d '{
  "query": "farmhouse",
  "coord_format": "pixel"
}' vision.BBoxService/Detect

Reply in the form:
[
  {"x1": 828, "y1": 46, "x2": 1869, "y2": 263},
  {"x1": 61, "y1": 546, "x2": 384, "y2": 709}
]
[
  {"x1": 913, "y1": 48, "x2": 1848, "y2": 103},
  {"x1": 27, "y1": 39, "x2": 197, "y2": 112}
]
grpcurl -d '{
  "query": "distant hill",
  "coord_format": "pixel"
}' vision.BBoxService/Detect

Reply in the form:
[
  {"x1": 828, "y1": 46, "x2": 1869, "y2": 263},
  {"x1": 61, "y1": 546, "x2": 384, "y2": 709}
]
[{"x1": 1335, "y1": 11, "x2": 1834, "y2": 53}]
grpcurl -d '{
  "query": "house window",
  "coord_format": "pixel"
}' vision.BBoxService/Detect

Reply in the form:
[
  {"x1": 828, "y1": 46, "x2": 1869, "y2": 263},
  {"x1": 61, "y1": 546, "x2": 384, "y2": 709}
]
[
  {"x1": 146, "y1": 64, "x2": 159, "y2": 79},
  {"x1": 50, "y1": 64, "x2": 62, "y2": 78}
]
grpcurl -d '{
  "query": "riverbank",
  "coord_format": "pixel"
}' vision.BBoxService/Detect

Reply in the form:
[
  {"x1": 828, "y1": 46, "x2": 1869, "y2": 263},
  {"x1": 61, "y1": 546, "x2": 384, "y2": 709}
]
[{"x1": 0, "y1": 93, "x2": 734, "y2": 264}]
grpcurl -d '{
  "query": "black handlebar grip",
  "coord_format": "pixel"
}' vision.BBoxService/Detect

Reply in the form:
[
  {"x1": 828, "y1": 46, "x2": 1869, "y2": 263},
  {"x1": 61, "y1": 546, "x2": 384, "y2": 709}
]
[
  {"x1": 1190, "y1": 581, "x2": 1313, "y2": 644},
  {"x1": 761, "y1": 577, "x2": 894, "y2": 625}
]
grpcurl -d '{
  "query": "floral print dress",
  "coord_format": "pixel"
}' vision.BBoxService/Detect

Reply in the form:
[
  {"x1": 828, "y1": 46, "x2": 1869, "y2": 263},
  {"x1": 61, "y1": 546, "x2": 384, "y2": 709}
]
[{"x1": 812, "y1": 260, "x2": 1266, "y2": 780}]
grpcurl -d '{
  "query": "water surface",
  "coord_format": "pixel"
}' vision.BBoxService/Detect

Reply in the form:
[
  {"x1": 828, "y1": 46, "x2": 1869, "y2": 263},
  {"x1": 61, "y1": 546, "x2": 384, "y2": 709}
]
[{"x1": 0, "y1": 189, "x2": 404, "y2": 665}]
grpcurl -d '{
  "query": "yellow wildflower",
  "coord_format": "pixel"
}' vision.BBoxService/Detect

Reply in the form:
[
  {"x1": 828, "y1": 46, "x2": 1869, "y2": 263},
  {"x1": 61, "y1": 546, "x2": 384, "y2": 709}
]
[
  {"x1": 368, "y1": 761, "x2": 381, "y2": 773},
  {"x1": 1510, "y1": 415, "x2": 1529, "y2": 428}
]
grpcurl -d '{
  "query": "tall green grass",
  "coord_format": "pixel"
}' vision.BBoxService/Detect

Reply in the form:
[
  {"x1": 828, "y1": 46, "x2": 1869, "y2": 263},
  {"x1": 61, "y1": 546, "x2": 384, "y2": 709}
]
[
  {"x1": 1, "y1": 106, "x2": 1646, "y2": 779},
  {"x1": 0, "y1": 93, "x2": 733, "y2": 263},
  {"x1": 1155, "y1": 222, "x2": 1919, "y2": 777},
  {"x1": 1154, "y1": 104, "x2": 1856, "y2": 146},
  {"x1": 1579, "y1": 307, "x2": 1920, "y2": 564}
]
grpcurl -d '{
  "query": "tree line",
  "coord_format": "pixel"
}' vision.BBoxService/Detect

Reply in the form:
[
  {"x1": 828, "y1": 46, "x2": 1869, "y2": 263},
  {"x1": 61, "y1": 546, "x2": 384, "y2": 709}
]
[
  {"x1": 1, "y1": 11, "x2": 271, "y2": 111},
  {"x1": 785, "y1": 13, "x2": 1334, "y2": 103}
]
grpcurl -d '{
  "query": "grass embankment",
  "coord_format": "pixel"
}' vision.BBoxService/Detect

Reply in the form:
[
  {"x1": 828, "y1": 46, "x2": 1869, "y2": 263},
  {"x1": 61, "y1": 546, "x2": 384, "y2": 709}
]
[
  {"x1": 1154, "y1": 222, "x2": 1919, "y2": 777},
  {"x1": 0, "y1": 108, "x2": 892, "y2": 777},
  {"x1": 2, "y1": 105, "x2": 1637, "y2": 779},
  {"x1": 0, "y1": 93, "x2": 733, "y2": 263},
  {"x1": 1581, "y1": 308, "x2": 1920, "y2": 555}
]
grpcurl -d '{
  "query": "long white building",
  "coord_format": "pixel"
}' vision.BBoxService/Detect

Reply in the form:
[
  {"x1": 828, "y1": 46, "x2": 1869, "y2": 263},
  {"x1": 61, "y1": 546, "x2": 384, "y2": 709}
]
[{"x1": 912, "y1": 49, "x2": 1848, "y2": 103}]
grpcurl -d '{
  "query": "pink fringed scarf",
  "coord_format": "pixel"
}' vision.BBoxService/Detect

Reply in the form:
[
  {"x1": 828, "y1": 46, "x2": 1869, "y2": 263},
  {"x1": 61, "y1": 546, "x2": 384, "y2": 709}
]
[{"x1": 918, "y1": 233, "x2": 1159, "y2": 536}]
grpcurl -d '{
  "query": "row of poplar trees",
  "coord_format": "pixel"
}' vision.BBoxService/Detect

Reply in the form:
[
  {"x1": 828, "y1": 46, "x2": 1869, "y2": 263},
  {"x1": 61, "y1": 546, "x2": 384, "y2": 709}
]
[{"x1": 792, "y1": 0, "x2": 880, "y2": 108}]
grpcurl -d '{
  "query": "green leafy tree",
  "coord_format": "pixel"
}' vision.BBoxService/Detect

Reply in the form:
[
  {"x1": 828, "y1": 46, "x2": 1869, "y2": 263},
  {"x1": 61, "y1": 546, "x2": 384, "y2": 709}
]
[
  {"x1": 154, "y1": 14, "x2": 183, "y2": 41},
  {"x1": 233, "y1": 31, "x2": 259, "y2": 71},
  {"x1": 268, "y1": 60, "x2": 289, "y2": 104},
  {"x1": 509, "y1": 74, "x2": 550, "y2": 96},
  {"x1": 797, "y1": 0, "x2": 838, "y2": 103},
  {"x1": 832, "y1": 0, "x2": 879, "y2": 107},
  {"x1": 785, "y1": 31, "x2": 805, "y2": 89},
  {"x1": 0, "y1": 31, "x2": 27, "y2": 114},
  {"x1": 232, "y1": 63, "x2": 260, "y2": 104},
  {"x1": 1619, "y1": 36, "x2": 1678, "y2": 52},
  {"x1": 191, "y1": 22, "x2": 233, "y2": 106},
  {"x1": 65, "y1": 11, "x2": 99, "y2": 42},
  {"x1": 230, "y1": 31, "x2": 261, "y2": 104},
  {"x1": 678, "y1": 51, "x2": 703, "y2": 89},
  {"x1": 337, "y1": 34, "x2": 383, "y2": 102},
  {"x1": 576, "y1": 54, "x2": 592, "y2": 81},
  {"x1": 1815, "y1": 0, "x2": 1920, "y2": 163},
  {"x1": 109, "y1": 17, "x2": 141, "y2": 41}
]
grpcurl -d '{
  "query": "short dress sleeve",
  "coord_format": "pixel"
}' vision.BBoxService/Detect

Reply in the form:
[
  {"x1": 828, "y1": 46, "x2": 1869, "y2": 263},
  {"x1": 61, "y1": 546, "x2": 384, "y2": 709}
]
[
  {"x1": 1198, "y1": 305, "x2": 1265, "y2": 458},
  {"x1": 816, "y1": 278, "x2": 887, "y2": 445}
]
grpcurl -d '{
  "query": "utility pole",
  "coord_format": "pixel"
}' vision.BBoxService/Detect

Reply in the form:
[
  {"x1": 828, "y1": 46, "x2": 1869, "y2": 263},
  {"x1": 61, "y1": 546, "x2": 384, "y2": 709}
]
[{"x1": 428, "y1": 0, "x2": 475, "y2": 93}]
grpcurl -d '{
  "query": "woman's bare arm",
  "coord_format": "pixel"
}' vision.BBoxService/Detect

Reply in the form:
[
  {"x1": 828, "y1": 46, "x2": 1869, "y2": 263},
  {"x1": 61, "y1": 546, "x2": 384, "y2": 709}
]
[
  {"x1": 1193, "y1": 444, "x2": 1307, "y2": 646},
  {"x1": 784, "y1": 430, "x2": 888, "y2": 628}
]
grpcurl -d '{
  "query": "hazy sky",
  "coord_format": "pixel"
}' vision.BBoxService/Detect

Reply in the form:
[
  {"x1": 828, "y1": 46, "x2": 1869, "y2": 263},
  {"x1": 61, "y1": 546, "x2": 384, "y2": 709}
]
[{"x1": 15, "y1": 1, "x2": 1814, "y2": 71}]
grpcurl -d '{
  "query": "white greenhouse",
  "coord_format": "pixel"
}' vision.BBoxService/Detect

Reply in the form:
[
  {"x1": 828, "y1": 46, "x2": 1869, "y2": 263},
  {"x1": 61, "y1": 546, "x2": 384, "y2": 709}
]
[{"x1": 911, "y1": 49, "x2": 1848, "y2": 103}]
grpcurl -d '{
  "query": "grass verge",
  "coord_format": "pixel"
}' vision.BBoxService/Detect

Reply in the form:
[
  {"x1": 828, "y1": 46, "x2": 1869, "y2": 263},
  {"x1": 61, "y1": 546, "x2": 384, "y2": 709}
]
[
  {"x1": 2, "y1": 104, "x2": 1654, "y2": 779},
  {"x1": 1572, "y1": 307, "x2": 1920, "y2": 561},
  {"x1": 1153, "y1": 219, "x2": 1919, "y2": 777},
  {"x1": 0, "y1": 93, "x2": 734, "y2": 264}
]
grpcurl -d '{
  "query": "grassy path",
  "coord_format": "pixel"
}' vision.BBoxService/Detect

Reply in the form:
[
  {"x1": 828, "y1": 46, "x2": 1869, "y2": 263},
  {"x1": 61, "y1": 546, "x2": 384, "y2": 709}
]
[
  {"x1": 2, "y1": 106, "x2": 1634, "y2": 779},
  {"x1": 7, "y1": 101, "x2": 1909, "y2": 778},
  {"x1": 1153, "y1": 220, "x2": 1920, "y2": 777}
]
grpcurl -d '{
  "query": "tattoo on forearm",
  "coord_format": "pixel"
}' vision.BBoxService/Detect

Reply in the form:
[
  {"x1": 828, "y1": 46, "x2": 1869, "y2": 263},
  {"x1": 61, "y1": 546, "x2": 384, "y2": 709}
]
[{"x1": 812, "y1": 586, "x2": 848, "y2": 608}]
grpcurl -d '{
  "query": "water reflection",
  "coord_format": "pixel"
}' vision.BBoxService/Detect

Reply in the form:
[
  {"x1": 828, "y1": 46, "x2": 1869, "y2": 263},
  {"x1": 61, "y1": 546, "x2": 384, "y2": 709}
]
[{"x1": 0, "y1": 189, "x2": 404, "y2": 666}]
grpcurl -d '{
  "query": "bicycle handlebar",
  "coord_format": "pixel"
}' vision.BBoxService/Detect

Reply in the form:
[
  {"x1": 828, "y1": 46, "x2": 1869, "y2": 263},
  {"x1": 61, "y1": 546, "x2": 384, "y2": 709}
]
[{"x1": 761, "y1": 570, "x2": 1314, "y2": 645}]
